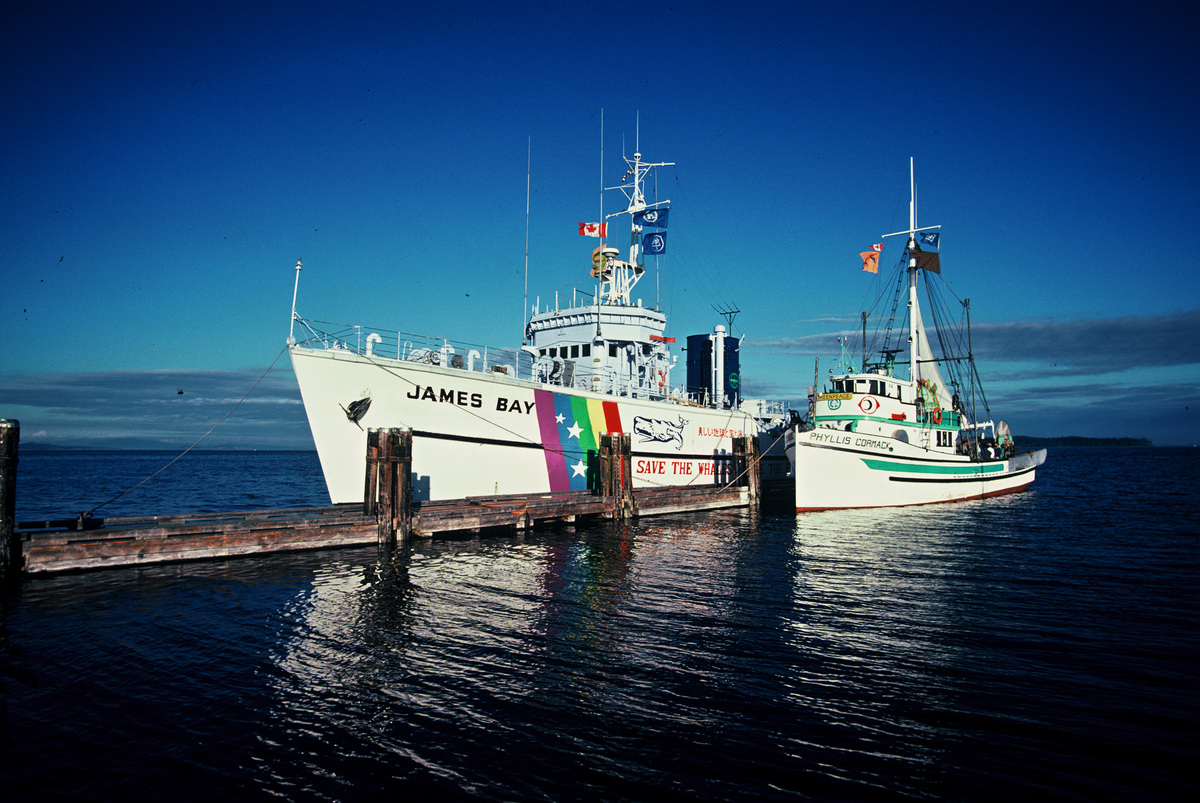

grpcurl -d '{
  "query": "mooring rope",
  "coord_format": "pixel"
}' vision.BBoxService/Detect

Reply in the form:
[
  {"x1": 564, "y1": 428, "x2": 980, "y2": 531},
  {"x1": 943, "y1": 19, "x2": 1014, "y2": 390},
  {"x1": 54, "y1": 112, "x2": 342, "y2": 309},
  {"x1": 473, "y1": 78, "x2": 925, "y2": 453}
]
[{"x1": 82, "y1": 345, "x2": 289, "y2": 518}]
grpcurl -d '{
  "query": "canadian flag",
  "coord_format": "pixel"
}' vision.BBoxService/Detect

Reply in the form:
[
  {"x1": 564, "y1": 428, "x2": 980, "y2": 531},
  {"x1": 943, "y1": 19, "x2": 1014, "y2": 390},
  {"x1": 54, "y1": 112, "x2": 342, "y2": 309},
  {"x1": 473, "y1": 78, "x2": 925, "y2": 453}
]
[{"x1": 578, "y1": 222, "x2": 607, "y2": 237}]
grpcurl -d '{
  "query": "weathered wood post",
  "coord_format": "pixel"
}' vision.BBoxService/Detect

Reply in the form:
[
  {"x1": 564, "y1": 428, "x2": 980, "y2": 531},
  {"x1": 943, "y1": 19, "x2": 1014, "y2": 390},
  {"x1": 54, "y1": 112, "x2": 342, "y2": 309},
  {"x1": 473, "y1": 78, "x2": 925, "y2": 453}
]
[
  {"x1": 746, "y1": 434, "x2": 762, "y2": 505},
  {"x1": 1, "y1": 420, "x2": 19, "y2": 584},
  {"x1": 617, "y1": 432, "x2": 636, "y2": 518},
  {"x1": 363, "y1": 428, "x2": 381, "y2": 516},
  {"x1": 598, "y1": 433, "x2": 612, "y2": 497},
  {"x1": 395, "y1": 428, "x2": 412, "y2": 541},
  {"x1": 376, "y1": 429, "x2": 394, "y2": 544},
  {"x1": 373, "y1": 429, "x2": 412, "y2": 547},
  {"x1": 598, "y1": 433, "x2": 635, "y2": 519},
  {"x1": 732, "y1": 436, "x2": 761, "y2": 504},
  {"x1": 732, "y1": 437, "x2": 746, "y2": 487}
]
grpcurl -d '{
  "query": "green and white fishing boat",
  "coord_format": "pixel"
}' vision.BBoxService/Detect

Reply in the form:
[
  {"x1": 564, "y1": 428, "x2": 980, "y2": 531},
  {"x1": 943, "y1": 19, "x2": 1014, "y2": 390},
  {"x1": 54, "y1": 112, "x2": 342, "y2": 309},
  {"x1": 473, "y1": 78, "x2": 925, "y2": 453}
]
[{"x1": 791, "y1": 160, "x2": 1047, "y2": 511}]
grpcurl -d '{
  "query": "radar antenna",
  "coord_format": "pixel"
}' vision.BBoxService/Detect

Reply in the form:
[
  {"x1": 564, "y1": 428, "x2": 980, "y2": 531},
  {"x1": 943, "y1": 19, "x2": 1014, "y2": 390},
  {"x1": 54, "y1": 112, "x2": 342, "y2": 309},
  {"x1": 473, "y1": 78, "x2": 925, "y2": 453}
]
[{"x1": 712, "y1": 303, "x2": 740, "y2": 334}]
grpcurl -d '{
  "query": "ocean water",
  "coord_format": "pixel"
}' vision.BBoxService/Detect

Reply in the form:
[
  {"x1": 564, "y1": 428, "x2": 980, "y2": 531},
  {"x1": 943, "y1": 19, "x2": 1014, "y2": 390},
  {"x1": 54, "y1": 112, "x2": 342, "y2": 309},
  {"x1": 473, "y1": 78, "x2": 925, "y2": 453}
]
[{"x1": 1, "y1": 448, "x2": 1197, "y2": 801}]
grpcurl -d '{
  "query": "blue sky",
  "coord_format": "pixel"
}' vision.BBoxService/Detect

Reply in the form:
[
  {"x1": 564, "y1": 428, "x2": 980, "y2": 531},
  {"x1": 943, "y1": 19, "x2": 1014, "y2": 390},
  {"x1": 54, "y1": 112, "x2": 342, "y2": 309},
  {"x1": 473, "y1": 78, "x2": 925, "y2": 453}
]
[{"x1": 3, "y1": 1, "x2": 1198, "y2": 448}]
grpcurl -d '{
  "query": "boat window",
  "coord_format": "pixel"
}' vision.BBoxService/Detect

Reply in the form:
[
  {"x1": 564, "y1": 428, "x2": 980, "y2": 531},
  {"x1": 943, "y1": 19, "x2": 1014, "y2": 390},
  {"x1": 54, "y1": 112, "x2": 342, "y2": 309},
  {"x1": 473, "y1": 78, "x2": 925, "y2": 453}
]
[
  {"x1": 582, "y1": 344, "x2": 590, "y2": 357},
  {"x1": 571, "y1": 345, "x2": 579, "y2": 359},
  {"x1": 869, "y1": 380, "x2": 879, "y2": 395},
  {"x1": 549, "y1": 347, "x2": 557, "y2": 358},
  {"x1": 539, "y1": 349, "x2": 547, "y2": 357},
  {"x1": 610, "y1": 343, "x2": 618, "y2": 357}
]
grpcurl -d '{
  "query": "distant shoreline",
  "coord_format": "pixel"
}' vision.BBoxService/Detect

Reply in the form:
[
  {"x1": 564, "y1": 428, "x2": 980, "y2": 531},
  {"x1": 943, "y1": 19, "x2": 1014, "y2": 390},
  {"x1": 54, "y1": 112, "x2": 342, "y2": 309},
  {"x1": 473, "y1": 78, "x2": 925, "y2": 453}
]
[{"x1": 1013, "y1": 436, "x2": 1153, "y2": 447}]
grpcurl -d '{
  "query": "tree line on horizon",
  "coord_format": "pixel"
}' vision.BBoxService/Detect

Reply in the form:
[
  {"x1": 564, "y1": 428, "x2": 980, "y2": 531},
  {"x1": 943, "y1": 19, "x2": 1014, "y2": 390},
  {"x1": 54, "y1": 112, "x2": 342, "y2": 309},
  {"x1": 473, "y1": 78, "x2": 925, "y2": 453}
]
[{"x1": 1013, "y1": 435, "x2": 1152, "y2": 447}]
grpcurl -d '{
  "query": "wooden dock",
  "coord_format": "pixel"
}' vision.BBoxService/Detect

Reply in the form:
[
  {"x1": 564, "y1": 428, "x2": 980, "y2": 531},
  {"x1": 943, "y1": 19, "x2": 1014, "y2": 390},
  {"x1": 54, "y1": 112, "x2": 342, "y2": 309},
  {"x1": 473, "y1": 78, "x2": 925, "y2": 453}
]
[{"x1": 2, "y1": 423, "x2": 777, "y2": 577}]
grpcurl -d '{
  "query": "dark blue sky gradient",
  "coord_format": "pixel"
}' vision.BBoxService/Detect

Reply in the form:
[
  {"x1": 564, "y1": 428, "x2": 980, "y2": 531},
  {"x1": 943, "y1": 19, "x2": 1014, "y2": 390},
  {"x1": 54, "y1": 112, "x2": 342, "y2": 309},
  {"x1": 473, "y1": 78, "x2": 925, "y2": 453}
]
[{"x1": 3, "y1": 1, "x2": 1197, "y2": 446}]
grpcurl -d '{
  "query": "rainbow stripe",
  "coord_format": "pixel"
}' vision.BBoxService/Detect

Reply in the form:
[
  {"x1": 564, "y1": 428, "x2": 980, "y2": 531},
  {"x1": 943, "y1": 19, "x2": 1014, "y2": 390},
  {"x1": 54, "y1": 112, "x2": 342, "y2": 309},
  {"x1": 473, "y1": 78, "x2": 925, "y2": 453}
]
[{"x1": 534, "y1": 389, "x2": 623, "y2": 492}]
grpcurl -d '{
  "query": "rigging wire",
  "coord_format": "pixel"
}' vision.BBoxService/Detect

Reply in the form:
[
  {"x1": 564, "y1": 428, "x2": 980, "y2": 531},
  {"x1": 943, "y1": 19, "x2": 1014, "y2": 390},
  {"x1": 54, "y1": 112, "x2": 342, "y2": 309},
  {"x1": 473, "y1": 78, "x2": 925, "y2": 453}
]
[
  {"x1": 841, "y1": 239, "x2": 997, "y2": 426},
  {"x1": 82, "y1": 344, "x2": 290, "y2": 518}
]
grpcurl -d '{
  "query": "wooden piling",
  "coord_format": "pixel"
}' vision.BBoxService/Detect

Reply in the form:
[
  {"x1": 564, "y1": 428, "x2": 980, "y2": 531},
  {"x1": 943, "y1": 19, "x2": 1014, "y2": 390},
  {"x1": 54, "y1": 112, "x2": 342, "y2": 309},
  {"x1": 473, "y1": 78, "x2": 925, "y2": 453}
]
[
  {"x1": 746, "y1": 435, "x2": 762, "y2": 504},
  {"x1": 363, "y1": 428, "x2": 381, "y2": 516},
  {"x1": 376, "y1": 428, "x2": 393, "y2": 542},
  {"x1": 369, "y1": 428, "x2": 411, "y2": 545},
  {"x1": 598, "y1": 432, "x2": 635, "y2": 519},
  {"x1": 732, "y1": 436, "x2": 762, "y2": 504},
  {"x1": 394, "y1": 429, "x2": 412, "y2": 541},
  {"x1": 598, "y1": 433, "x2": 614, "y2": 498},
  {"x1": 618, "y1": 432, "x2": 636, "y2": 518},
  {"x1": 1, "y1": 420, "x2": 19, "y2": 584}
]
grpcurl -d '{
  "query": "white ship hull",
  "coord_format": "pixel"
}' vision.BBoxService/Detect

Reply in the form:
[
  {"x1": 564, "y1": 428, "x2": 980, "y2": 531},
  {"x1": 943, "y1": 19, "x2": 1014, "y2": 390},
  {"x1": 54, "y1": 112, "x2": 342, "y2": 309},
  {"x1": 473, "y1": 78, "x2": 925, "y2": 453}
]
[
  {"x1": 292, "y1": 345, "x2": 787, "y2": 504},
  {"x1": 793, "y1": 428, "x2": 1046, "y2": 511}
]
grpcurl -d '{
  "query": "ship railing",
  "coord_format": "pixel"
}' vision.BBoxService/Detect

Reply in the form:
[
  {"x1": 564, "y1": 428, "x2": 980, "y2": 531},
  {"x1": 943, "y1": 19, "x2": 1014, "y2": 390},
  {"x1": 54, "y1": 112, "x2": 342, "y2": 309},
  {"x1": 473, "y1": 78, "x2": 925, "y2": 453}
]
[
  {"x1": 291, "y1": 317, "x2": 533, "y2": 378},
  {"x1": 291, "y1": 316, "x2": 704, "y2": 401},
  {"x1": 292, "y1": 317, "x2": 651, "y2": 394}
]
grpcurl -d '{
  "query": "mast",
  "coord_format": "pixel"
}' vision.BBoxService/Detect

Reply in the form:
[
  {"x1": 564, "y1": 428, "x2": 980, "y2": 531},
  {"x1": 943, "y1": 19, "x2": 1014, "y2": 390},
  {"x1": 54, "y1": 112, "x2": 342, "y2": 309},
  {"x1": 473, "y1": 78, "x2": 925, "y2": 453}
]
[
  {"x1": 861, "y1": 311, "x2": 868, "y2": 371},
  {"x1": 600, "y1": 148, "x2": 673, "y2": 307},
  {"x1": 288, "y1": 259, "x2": 302, "y2": 346},
  {"x1": 523, "y1": 137, "x2": 531, "y2": 344},
  {"x1": 907, "y1": 157, "x2": 919, "y2": 384},
  {"x1": 882, "y1": 158, "x2": 939, "y2": 385},
  {"x1": 599, "y1": 109, "x2": 605, "y2": 242}
]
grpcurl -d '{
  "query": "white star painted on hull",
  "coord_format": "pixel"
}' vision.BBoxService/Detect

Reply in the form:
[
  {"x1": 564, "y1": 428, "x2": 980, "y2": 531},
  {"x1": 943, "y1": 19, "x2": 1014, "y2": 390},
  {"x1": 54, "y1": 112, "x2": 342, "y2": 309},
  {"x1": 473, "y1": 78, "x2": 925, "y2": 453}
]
[
  {"x1": 572, "y1": 461, "x2": 587, "y2": 477},
  {"x1": 555, "y1": 413, "x2": 565, "y2": 424},
  {"x1": 567, "y1": 421, "x2": 583, "y2": 439}
]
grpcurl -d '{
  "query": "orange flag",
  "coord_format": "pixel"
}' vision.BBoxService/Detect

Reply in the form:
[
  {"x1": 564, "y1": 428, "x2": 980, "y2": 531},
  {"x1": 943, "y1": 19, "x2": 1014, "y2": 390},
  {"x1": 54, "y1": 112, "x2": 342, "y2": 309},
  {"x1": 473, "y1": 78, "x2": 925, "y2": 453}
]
[{"x1": 860, "y1": 251, "x2": 879, "y2": 273}]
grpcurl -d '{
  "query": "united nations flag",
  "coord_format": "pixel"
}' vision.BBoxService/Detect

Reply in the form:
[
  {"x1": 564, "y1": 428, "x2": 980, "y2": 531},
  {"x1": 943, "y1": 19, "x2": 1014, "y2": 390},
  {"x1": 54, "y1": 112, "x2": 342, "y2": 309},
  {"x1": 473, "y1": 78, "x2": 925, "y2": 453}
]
[
  {"x1": 633, "y1": 207, "x2": 669, "y2": 229},
  {"x1": 643, "y1": 232, "x2": 667, "y2": 255}
]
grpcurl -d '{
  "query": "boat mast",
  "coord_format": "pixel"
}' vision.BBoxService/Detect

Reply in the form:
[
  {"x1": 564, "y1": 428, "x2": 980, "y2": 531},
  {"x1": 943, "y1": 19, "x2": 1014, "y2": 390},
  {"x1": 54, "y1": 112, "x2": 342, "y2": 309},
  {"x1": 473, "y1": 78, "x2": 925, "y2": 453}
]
[
  {"x1": 881, "y1": 159, "x2": 941, "y2": 388},
  {"x1": 288, "y1": 259, "x2": 302, "y2": 346},
  {"x1": 861, "y1": 311, "x2": 868, "y2": 371},
  {"x1": 603, "y1": 147, "x2": 673, "y2": 306},
  {"x1": 907, "y1": 157, "x2": 920, "y2": 385},
  {"x1": 523, "y1": 137, "x2": 531, "y2": 344}
]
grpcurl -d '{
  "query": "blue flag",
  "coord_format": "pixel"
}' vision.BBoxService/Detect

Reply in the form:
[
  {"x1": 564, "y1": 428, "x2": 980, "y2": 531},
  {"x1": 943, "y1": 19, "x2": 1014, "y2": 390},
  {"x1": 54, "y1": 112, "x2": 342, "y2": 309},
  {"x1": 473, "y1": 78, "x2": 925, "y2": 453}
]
[
  {"x1": 643, "y1": 231, "x2": 667, "y2": 255},
  {"x1": 634, "y1": 207, "x2": 669, "y2": 228},
  {"x1": 919, "y1": 231, "x2": 940, "y2": 249}
]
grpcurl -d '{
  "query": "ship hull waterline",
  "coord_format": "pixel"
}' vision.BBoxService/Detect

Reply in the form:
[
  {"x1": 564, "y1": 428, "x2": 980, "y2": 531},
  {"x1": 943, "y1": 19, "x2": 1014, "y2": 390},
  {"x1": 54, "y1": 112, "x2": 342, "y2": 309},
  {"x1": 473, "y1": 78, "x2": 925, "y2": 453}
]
[
  {"x1": 792, "y1": 429, "x2": 1047, "y2": 512},
  {"x1": 291, "y1": 346, "x2": 789, "y2": 504}
]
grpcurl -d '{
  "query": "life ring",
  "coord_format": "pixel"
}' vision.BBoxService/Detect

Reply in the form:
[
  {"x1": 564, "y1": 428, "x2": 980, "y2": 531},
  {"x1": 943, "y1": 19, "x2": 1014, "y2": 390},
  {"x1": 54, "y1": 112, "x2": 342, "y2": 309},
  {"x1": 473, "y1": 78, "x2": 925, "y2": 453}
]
[{"x1": 932, "y1": 407, "x2": 942, "y2": 425}]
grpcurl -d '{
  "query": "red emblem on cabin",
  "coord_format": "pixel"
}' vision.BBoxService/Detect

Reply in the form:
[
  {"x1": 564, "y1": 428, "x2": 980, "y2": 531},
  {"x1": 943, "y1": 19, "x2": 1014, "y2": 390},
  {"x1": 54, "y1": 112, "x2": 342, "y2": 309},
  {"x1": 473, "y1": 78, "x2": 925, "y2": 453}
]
[{"x1": 858, "y1": 396, "x2": 879, "y2": 414}]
